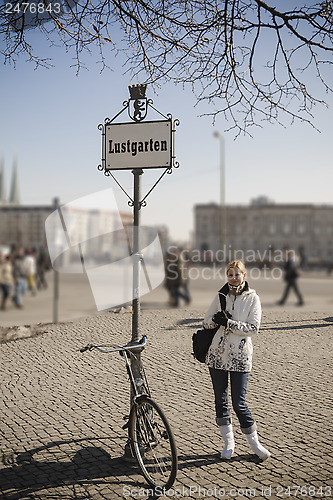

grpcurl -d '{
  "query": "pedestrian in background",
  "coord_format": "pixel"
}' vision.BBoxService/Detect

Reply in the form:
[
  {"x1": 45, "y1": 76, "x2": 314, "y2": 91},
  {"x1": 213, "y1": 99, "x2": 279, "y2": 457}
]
[
  {"x1": 12, "y1": 248, "x2": 27, "y2": 308},
  {"x1": 278, "y1": 250, "x2": 304, "y2": 306},
  {"x1": 0, "y1": 254, "x2": 14, "y2": 310},
  {"x1": 203, "y1": 259, "x2": 271, "y2": 461},
  {"x1": 164, "y1": 248, "x2": 177, "y2": 306},
  {"x1": 36, "y1": 247, "x2": 49, "y2": 290},
  {"x1": 174, "y1": 248, "x2": 191, "y2": 306},
  {"x1": 164, "y1": 247, "x2": 191, "y2": 307},
  {"x1": 23, "y1": 248, "x2": 37, "y2": 296}
]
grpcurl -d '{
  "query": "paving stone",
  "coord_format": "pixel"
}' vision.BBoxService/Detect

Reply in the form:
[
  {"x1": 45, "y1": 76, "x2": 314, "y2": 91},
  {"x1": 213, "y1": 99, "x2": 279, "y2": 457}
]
[{"x1": 1, "y1": 307, "x2": 332, "y2": 499}]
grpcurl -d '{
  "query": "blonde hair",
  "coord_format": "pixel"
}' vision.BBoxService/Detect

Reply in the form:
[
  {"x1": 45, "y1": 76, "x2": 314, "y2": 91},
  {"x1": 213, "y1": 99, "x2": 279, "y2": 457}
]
[{"x1": 226, "y1": 260, "x2": 246, "y2": 274}]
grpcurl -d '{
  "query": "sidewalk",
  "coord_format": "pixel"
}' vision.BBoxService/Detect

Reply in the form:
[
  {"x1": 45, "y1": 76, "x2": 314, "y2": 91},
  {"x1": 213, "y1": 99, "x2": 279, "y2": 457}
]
[{"x1": 1, "y1": 301, "x2": 332, "y2": 499}]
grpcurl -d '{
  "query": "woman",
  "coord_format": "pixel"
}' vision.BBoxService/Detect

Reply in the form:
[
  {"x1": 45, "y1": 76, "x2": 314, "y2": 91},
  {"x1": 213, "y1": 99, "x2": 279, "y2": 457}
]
[
  {"x1": 0, "y1": 254, "x2": 14, "y2": 310},
  {"x1": 203, "y1": 259, "x2": 270, "y2": 460}
]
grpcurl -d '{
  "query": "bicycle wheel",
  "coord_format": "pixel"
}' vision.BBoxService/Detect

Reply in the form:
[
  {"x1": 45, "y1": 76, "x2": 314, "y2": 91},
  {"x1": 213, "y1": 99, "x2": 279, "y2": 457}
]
[{"x1": 129, "y1": 395, "x2": 178, "y2": 491}]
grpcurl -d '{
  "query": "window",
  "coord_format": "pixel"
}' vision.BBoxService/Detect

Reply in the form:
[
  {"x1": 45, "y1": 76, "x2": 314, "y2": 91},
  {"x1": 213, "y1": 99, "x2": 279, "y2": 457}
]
[
  {"x1": 298, "y1": 223, "x2": 306, "y2": 235},
  {"x1": 283, "y1": 223, "x2": 291, "y2": 234}
]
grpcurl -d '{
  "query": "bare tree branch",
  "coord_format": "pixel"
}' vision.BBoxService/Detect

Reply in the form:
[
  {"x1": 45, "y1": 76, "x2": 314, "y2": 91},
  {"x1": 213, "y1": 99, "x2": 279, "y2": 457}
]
[{"x1": 0, "y1": 0, "x2": 332, "y2": 134}]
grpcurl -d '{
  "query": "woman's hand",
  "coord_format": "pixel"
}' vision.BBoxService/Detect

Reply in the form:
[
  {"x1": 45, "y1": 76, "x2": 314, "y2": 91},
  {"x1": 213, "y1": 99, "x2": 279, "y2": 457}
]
[{"x1": 212, "y1": 310, "x2": 231, "y2": 326}]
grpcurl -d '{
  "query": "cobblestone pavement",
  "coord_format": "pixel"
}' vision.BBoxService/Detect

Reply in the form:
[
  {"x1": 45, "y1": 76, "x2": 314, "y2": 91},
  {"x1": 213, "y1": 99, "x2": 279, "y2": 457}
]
[{"x1": 1, "y1": 306, "x2": 332, "y2": 499}]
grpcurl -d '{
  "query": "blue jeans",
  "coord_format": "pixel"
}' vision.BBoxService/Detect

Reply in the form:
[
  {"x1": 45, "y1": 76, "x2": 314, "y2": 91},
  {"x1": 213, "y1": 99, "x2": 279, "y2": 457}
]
[
  {"x1": 13, "y1": 277, "x2": 26, "y2": 307},
  {"x1": 209, "y1": 368, "x2": 256, "y2": 433}
]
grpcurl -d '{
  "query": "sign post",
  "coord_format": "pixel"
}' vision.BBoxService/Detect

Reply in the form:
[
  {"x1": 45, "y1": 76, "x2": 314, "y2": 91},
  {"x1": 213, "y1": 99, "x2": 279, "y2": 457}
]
[
  {"x1": 131, "y1": 167, "x2": 143, "y2": 351},
  {"x1": 98, "y1": 84, "x2": 179, "y2": 453}
]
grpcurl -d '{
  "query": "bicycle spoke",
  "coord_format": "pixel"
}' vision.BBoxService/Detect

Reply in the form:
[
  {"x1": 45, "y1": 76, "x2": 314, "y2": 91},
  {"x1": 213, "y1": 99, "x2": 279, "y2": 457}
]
[{"x1": 129, "y1": 396, "x2": 177, "y2": 491}]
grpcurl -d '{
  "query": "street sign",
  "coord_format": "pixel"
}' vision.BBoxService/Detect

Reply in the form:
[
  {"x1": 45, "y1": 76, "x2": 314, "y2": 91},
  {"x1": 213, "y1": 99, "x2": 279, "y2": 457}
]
[
  {"x1": 96, "y1": 85, "x2": 179, "y2": 462},
  {"x1": 105, "y1": 119, "x2": 172, "y2": 170}
]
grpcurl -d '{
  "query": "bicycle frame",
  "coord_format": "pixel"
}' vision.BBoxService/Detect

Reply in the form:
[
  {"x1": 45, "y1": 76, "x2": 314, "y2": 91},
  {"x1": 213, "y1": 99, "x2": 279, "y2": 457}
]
[{"x1": 79, "y1": 336, "x2": 150, "y2": 400}]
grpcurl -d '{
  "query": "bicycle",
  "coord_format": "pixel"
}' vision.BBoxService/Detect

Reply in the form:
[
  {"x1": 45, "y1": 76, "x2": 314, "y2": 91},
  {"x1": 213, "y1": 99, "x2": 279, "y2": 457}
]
[{"x1": 79, "y1": 335, "x2": 178, "y2": 491}]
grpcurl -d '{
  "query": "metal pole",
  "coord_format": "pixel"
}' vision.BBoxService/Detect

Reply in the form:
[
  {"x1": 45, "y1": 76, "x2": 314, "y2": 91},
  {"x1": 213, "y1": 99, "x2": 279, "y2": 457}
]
[
  {"x1": 52, "y1": 197, "x2": 59, "y2": 324},
  {"x1": 123, "y1": 169, "x2": 143, "y2": 460},
  {"x1": 131, "y1": 168, "x2": 143, "y2": 343},
  {"x1": 213, "y1": 132, "x2": 226, "y2": 256},
  {"x1": 131, "y1": 168, "x2": 143, "y2": 380}
]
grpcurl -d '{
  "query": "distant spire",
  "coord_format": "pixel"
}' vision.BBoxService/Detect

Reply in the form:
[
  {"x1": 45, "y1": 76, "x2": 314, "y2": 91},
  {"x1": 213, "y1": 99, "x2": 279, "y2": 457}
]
[
  {"x1": 9, "y1": 159, "x2": 20, "y2": 205},
  {"x1": 0, "y1": 159, "x2": 7, "y2": 205}
]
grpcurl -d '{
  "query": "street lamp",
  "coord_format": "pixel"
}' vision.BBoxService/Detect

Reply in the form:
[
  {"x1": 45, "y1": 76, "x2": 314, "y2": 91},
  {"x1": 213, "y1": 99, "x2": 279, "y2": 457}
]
[{"x1": 213, "y1": 131, "x2": 226, "y2": 254}]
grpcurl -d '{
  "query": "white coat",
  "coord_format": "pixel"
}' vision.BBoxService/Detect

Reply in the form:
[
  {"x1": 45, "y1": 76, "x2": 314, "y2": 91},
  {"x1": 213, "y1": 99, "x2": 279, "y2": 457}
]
[{"x1": 203, "y1": 284, "x2": 261, "y2": 372}]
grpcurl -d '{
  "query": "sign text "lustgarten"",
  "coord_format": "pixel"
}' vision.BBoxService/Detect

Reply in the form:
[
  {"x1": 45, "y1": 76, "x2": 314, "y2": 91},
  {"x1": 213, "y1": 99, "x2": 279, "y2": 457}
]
[
  {"x1": 105, "y1": 120, "x2": 172, "y2": 170},
  {"x1": 109, "y1": 138, "x2": 168, "y2": 157}
]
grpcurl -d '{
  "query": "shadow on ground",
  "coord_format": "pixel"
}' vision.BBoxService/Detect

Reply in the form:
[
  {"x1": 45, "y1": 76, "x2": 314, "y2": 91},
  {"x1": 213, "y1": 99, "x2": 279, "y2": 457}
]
[
  {"x1": 1, "y1": 440, "x2": 266, "y2": 499},
  {"x1": 1, "y1": 437, "x2": 143, "y2": 499},
  {"x1": 261, "y1": 316, "x2": 333, "y2": 331}
]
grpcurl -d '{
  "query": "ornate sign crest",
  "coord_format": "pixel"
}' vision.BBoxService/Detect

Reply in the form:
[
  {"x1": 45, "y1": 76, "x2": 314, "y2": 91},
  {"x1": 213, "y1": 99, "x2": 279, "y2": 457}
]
[{"x1": 128, "y1": 84, "x2": 148, "y2": 122}]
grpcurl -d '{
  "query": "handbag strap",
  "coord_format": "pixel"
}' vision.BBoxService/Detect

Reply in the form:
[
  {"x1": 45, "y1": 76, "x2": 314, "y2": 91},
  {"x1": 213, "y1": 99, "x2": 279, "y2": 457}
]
[{"x1": 218, "y1": 283, "x2": 229, "y2": 311}]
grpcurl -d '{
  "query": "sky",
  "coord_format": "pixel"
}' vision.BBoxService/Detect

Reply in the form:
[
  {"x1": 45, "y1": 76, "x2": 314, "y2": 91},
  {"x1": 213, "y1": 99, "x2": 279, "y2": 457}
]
[{"x1": 1, "y1": 18, "x2": 332, "y2": 244}]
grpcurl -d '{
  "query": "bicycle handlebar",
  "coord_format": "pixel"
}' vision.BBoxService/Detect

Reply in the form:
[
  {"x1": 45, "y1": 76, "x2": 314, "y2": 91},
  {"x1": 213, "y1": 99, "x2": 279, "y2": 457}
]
[
  {"x1": 79, "y1": 344, "x2": 93, "y2": 353},
  {"x1": 79, "y1": 335, "x2": 147, "y2": 354}
]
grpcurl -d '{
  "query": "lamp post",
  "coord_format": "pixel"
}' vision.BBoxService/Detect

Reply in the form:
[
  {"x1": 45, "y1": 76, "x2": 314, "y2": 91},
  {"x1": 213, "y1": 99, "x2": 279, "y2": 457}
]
[
  {"x1": 213, "y1": 131, "x2": 226, "y2": 256},
  {"x1": 52, "y1": 196, "x2": 60, "y2": 324}
]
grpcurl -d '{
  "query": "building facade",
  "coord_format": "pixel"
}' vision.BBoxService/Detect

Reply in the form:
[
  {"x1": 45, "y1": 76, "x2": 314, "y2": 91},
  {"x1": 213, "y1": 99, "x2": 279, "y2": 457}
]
[
  {"x1": 0, "y1": 162, "x2": 170, "y2": 260},
  {"x1": 0, "y1": 205, "x2": 53, "y2": 252},
  {"x1": 0, "y1": 204, "x2": 169, "y2": 262},
  {"x1": 194, "y1": 200, "x2": 333, "y2": 267}
]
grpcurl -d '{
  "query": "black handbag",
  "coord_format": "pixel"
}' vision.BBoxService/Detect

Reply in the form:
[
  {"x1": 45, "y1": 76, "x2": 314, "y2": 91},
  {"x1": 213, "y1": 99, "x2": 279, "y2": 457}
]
[
  {"x1": 192, "y1": 326, "x2": 220, "y2": 363},
  {"x1": 192, "y1": 284, "x2": 228, "y2": 363}
]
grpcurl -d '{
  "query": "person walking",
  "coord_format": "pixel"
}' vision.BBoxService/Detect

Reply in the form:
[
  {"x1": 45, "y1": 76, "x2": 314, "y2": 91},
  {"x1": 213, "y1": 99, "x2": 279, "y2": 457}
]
[
  {"x1": 164, "y1": 248, "x2": 191, "y2": 307},
  {"x1": 36, "y1": 247, "x2": 49, "y2": 290},
  {"x1": 203, "y1": 259, "x2": 271, "y2": 461},
  {"x1": 177, "y1": 249, "x2": 191, "y2": 306},
  {"x1": 164, "y1": 248, "x2": 178, "y2": 306},
  {"x1": 278, "y1": 250, "x2": 304, "y2": 306},
  {"x1": 0, "y1": 254, "x2": 14, "y2": 310},
  {"x1": 24, "y1": 248, "x2": 37, "y2": 296},
  {"x1": 12, "y1": 248, "x2": 27, "y2": 308}
]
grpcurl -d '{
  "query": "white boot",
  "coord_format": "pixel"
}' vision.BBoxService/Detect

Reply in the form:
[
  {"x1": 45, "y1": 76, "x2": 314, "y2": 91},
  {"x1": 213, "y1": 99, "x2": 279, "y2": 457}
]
[
  {"x1": 219, "y1": 424, "x2": 235, "y2": 459},
  {"x1": 245, "y1": 430, "x2": 271, "y2": 460}
]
